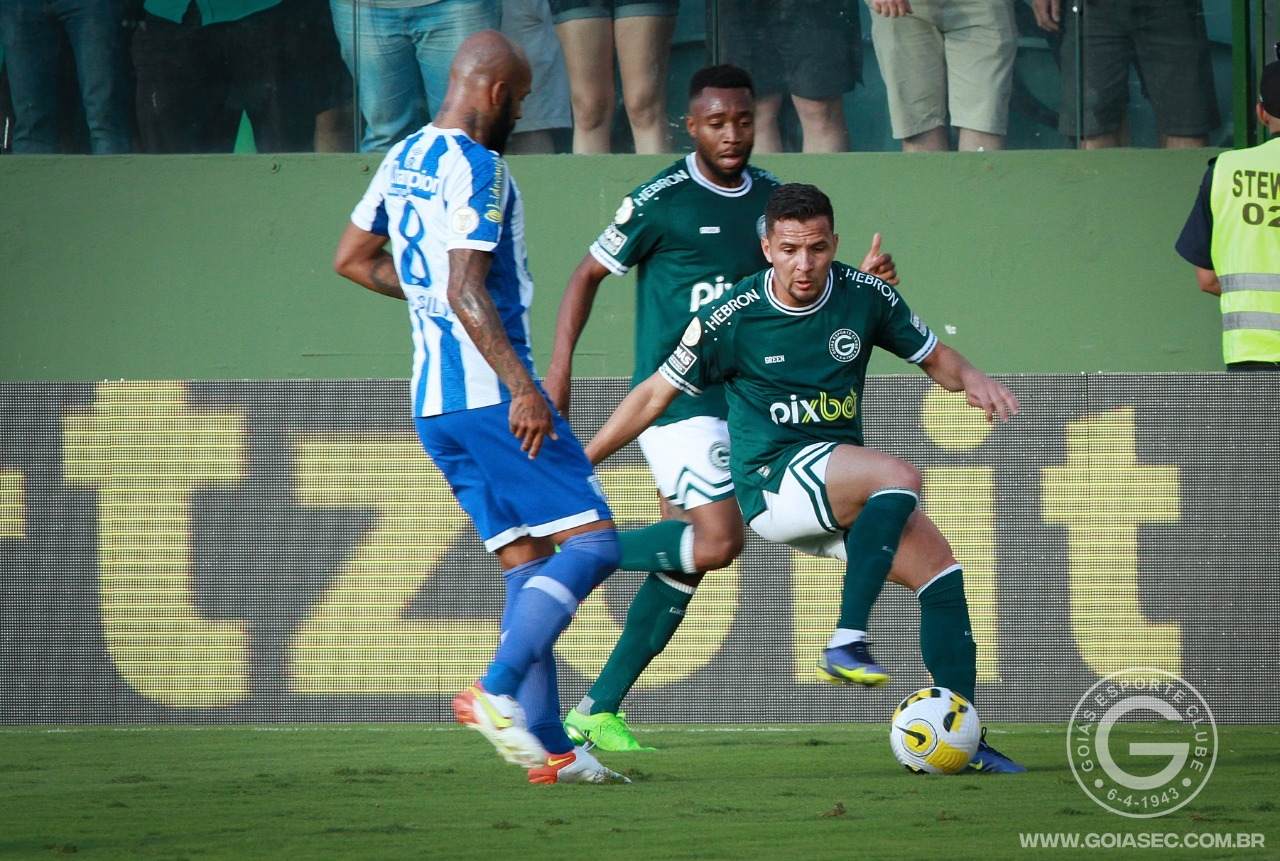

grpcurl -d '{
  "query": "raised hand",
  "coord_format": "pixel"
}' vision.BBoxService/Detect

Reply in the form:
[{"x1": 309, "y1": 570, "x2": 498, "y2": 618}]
[{"x1": 859, "y1": 232, "x2": 899, "y2": 285}]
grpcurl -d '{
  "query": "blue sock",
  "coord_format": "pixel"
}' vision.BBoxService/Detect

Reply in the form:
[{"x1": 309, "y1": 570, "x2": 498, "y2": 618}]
[
  {"x1": 490, "y1": 558, "x2": 575, "y2": 754},
  {"x1": 481, "y1": 558, "x2": 547, "y2": 697},
  {"x1": 520, "y1": 650, "x2": 574, "y2": 755},
  {"x1": 481, "y1": 530, "x2": 620, "y2": 698}
]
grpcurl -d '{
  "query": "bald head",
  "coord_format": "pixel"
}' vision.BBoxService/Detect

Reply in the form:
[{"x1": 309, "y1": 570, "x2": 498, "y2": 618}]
[
  {"x1": 436, "y1": 30, "x2": 532, "y2": 152},
  {"x1": 450, "y1": 30, "x2": 531, "y2": 87}
]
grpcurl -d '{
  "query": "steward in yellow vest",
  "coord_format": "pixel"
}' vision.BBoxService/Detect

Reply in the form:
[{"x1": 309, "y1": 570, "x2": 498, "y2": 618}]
[{"x1": 1176, "y1": 62, "x2": 1280, "y2": 370}]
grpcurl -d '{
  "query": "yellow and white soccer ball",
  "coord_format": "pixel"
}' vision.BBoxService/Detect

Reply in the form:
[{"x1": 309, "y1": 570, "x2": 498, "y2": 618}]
[{"x1": 889, "y1": 687, "x2": 981, "y2": 774}]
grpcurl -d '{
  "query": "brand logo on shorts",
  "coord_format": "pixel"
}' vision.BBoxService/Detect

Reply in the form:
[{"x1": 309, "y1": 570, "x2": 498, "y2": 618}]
[
  {"x1": 708, "y1": 441, "x2": 730, "y2": 471},
  {"x1": 829, "y1": 329, "x2": 861, "y2": 363},
  {"x1": 769, "y1": 390, "x2": 858, "y2": 425},
  {"x1": 586, "y1": 474, "x2": 607, "y2": 502}
]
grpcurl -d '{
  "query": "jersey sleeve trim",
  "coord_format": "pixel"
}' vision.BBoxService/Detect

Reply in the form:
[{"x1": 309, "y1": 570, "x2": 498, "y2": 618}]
[
  {"x1": 589, "y1": 241, "x2": 630, "y2": 276},
  {"x1": 659, "y1": 363, "x2": 702, "y2": 397},
  {"x1": 350, "y1": 149, "x2": 395, "y2": 235},
  {"x1": 906, "y1": 332, "x2": 938, "y2": 364},
  {"x1": 446, "y1": 238, "x2": 499, "y2": 252}
]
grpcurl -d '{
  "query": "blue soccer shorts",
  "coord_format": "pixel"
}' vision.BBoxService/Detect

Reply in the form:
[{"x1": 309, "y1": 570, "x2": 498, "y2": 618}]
[{"x1": 414, "y1": 400, "x2": 612, "y2": 552}]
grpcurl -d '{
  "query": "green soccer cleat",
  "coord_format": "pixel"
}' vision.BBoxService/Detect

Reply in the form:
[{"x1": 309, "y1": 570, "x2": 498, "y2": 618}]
[{"x1": 563, "y1": 709, "x2": 657, "y2": 752}]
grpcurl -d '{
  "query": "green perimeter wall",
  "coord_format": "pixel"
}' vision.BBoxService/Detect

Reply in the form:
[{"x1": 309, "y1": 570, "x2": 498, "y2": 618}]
[{"x1": 0, "y1": 150, "x2": 1223, "y2": 380}]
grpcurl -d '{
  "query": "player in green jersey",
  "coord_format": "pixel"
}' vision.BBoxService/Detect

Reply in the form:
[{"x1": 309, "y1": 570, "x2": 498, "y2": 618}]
[
  {"x1": 585, "y1": 183, "x2": 1025, "y2": 773},
  {"x1": 546, "y1": 66, "x2": 897, "y2": 752}
]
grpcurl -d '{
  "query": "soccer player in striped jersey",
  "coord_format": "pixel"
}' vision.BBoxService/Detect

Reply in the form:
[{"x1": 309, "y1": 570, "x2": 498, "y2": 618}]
[
  {"x1": 584, "y1": 184, "x2": 1026, "y2": 773},
  {"x1": 333, "y1": 30, "x2": 627, "y2": 785},
  {"x1": 546, "y1": 65, "x2": 897, "y2": 752}
]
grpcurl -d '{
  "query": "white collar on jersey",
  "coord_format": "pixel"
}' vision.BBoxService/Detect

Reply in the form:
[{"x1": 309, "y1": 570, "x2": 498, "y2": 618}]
[
  {"x1": 764, "y1": 268, "x2": 834, "y2": 316},
  {"x1": 685, "y1": 152, "x2": 753, "y2": 198}
]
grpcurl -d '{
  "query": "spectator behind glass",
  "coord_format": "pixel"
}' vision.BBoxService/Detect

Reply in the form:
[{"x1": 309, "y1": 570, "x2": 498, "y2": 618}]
[
  {"x1": 0, "y1": 0, "x2": 131, "y2": 153},
  {"x1": 719, "y1": 0, "x2": 860, "y2": 153},
  {"x1": 329, "y1": 0, "x2": 498, "y2": 152},
  {"x1": 549, "y1": 0, "x2": 676, "y2": 154},
  {"x1": 284, "y1": 0, "x2": 354, "y2": 152},
  {"x1": 1033, "y1": 0, "x2": 1218, "y2": 148},
  {"x1": 133, "y1": 0, "x2": 316, "y2": 153},
  {"x1": 869, "y1": 0, "x2": 1017, "y2": 152},
  {"x1": 502, "y1": 0, "x2": 570, "y2": 153}
]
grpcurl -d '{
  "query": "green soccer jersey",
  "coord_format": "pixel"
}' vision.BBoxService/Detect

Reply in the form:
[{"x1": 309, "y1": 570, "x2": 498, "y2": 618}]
[
  {"x1": 658, "y1": 261, "x2": 937, "y2": 523},
  {"x1": 590, "y1": 153, "x2": 781, "y2": 426}
]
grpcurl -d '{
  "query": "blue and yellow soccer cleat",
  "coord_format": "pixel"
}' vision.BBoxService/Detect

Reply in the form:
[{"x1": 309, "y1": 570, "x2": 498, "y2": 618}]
[
  {"x1": 816, "y1": 641, "x2": 891, "y2": 688},
  {"x1": 563, "y1": 709, "x2": 656, "y2": 752},
  {"x1": 966, "y1": 728, "x2": 1027, "y2": 773}
]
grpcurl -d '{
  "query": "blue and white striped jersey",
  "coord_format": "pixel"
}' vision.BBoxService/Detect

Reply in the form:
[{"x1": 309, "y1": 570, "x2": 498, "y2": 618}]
[{"x1": 351, "y1": 124, "x2": 536, "y2": 417}]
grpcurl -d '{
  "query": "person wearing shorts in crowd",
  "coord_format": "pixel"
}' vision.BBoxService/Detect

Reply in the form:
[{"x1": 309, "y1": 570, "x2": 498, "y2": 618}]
[
  {"x1": 718, "y1": 0, "x2": 861, "y2": 152},
  {"x1": 1032, "y1": 0, "x2": 1219, "y2": 148},
  {"x1": 502, "y1": 0, "x2": 571, "y2": 153},
  {"x1": 868, "y1": 0, "x2": 1017, "y2": 152},
  {"x1": 549, "y1": 0, "x2": 677, "y2": 153}
]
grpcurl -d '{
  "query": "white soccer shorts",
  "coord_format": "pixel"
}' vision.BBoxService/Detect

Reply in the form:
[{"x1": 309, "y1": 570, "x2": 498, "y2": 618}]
[
  {"x1": 636, "y1": 415, "x2": 734, "y2": 511},
  {"x1": 748, "y1": 442, "x2": 848, "y2": 561}
]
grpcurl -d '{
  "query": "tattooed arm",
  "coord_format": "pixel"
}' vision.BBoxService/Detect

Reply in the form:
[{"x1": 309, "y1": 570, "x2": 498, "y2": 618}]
[
  {"x1": 334, "y1": 222, "x2": 405, "y2": 300},
  {"x1": 447, "y1": 248, "x2": 557, "y2": 459}
]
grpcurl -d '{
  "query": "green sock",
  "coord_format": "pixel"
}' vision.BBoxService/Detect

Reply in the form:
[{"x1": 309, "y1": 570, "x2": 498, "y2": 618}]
[
  {"x1": 618, "y1": 520, "x2": 691, "y2": 573},
  {"x1": 838, "y1": 489, "x2": 917, "y2": 630},
  {"x1": 582, "y1": 573, "x2": 695, "y2": 714},
  {"x1": 918, "y1": 567, "x2": 977, "y2": 703}
]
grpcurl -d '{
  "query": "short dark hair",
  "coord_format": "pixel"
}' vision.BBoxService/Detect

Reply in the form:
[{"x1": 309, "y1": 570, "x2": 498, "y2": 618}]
[
  {"x1": 1262, "y1": 61, "x2": 1280, "y2": 116},
  {"x1": 765, "y1": 183, "x2": 835, "y2": 234},
  {"x1": 689, "y1": 64, "x2": 755, "y2": 101}
]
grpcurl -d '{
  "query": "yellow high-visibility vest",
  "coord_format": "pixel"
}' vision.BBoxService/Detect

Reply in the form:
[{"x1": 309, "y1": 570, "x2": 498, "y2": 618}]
[{"x1": 1209, "y1": 138, "x2": 1280, "y2": 363}]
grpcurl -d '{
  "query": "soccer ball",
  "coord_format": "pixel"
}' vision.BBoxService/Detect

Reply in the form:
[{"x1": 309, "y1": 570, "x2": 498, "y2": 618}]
[{"x1": 889, "y1": 687, "x2": 981, "y2": 774}]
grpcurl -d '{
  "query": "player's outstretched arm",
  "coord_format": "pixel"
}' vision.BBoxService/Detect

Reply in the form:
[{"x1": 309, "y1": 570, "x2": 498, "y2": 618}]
[
  {"x1": 333, "y1": 222, "x2": 406, "y2": 300},
  {"x1": 919, "y1": 343, "x2": 1020, "y2": 423},
  {"x1": 585, "y1": 372, "x2": 681, "y2": 466},
  {"x1": 446, "y1": 248, "x2": 557, "y2": 458},
  {"x1": 545, "y1": 254, "x2": 612, "y2": 415}
]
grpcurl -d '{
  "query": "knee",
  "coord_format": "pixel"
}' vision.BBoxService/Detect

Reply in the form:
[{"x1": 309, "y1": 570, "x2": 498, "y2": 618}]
[
  {"x1": 694, "y1": 529, "x2": 742, "y2": 572},
  {"x1": 621, "y1": 83, "x2": 664, "y2": 127},
  {"x1": 793, "y1": 99, "x2": 842, "y2": 128},
  {"x1": 880, "y1": 460, "x2": 922, "y2": 496},
  {"x1": 570, "y1": 89, "x2": 613, "y2": 131},
  {"x1": 589, "y1": 529, "x2": 622, "y2": 573},
  {"x1": 562, "y1": 528, "x2": 621, "y2": 585}
]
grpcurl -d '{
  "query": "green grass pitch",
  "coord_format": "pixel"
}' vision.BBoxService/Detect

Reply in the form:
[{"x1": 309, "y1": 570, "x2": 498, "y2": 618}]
[{"x1": 1, "y1": 724, "x2": 1275, "y2": 860}]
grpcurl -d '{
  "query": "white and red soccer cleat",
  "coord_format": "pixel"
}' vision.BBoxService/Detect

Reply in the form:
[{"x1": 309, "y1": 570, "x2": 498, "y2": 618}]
[
  {"x1": 527, "y1": 746, "x2": 631, "y2": 785},
  {"x1": 452, "y1": 682, "x2": 547, "y2": 768}
]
